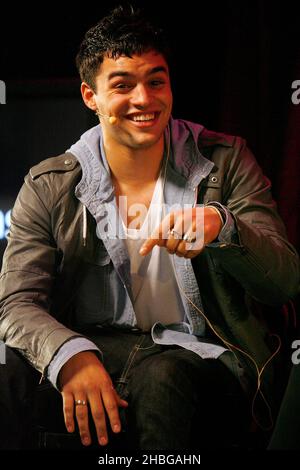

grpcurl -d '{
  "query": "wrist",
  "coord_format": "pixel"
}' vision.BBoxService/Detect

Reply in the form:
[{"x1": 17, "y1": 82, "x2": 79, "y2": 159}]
[
  {"x1": 205, "y1": 205, "x2": 225, "y2": 228},
  {"x1": 58, "y1": 350, "x2": 102, "y2": 389},
  {"x1": 204, "y1": 206, "x2": 223, "y2": 242}
]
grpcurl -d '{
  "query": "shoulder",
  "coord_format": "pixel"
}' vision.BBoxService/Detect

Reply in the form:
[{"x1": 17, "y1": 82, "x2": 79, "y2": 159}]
[
  {"x1": 29, "y1": 153, "x2": 80, "y2": 180},
  {"x1": 197, "y1": 128, "x2": 253, "y2": 176},
  {"x1": 23, "y1": 153, "x2": 82, "y2": 208},
  {"x1": 170, "y1": 117, "x2": 246, "y2": 153},
  {"x1": 198, "y1": 128, "x2": 245, "y2": 152},
  {"x1": 195, "y1": 125, "x2": 256, "y2": 183}
]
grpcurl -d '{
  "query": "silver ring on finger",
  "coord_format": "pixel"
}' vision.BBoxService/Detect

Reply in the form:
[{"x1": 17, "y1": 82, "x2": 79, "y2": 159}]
[
  {"x1": 183, "y1": 233, "x2": 196, "y2": 243},
  {"x1": 75, "y1": 399, "x2": 87, "y2": 406},
  {"x1": 168, "y1": 228, "x2": 182, "y2": 239}
]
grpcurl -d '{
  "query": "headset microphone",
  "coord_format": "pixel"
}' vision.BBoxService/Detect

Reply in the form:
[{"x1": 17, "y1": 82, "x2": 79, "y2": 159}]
[
  {"x1": 96, "y1": 110, "x2": 118, "y2": 125},
  {"x1": 108, "y1": 116, "x2": 117, "y2": 125}
]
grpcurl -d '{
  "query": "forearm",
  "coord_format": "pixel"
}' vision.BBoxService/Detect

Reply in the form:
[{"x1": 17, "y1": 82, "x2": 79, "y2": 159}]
[
  {"x1": 0, "y1": 268, "x2": 95, "y2": 375},
  {"x1": 204, "y1": 139, "x2": 300, "y2": 304},
  {"x1": 207, "y1": 214, "x2": 299, "y2": 305},
  {"x1": 0, "y1": 290, "x2": 82, "y2": 373}
]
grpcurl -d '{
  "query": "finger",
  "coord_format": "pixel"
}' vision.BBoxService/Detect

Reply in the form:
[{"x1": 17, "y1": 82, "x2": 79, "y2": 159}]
[
  {"x1": 165, "y1": 216, "x2": 186, "y2": 254},
  {"x1": 184, "y1": 246, "x2": 205, "y2": 258},
  {"x1": 74, "y1": 396, "x2": 91, "y2": 446},
  {"x1": 173, "y1": 239, "x2": 189, "y2": 257},
  {"x1": 140, "y1": 212, "x2": 176, "y2": 256},
  {"x1": 101, "y1": 380, "x2": 126, "y2": 438},
  {"x1": 113, "y1": 387, "x2": 129, "y2": 408},
  {"x1": 175, "y1": 232, "x2": 204, "y2": 258},
  {"x1": 163, "y1": 209, "x2": 193, "y2": 256},
  {"x1": 184, "y1": 233, "x2": 204, "y2": 252},
  {"x1": 88, "y1": 391, "x2": 109, "y2": 446},
  {"x1": 181, "y1": 209, "x2": 205, "y2": 252},
  {"x1": 62, "y1": 391, "x2": 75, "y2": 433},
  {"x1": 173, "y1": 223, "x2": 203, "y2": 258}
]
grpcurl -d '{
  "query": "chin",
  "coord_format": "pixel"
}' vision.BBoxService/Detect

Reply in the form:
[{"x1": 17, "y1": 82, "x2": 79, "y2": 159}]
[
  {"x1": 133, "y1": 137, "x2": 160, "y2": 150},
  {"x1": 131, "y1": 129, "x2": 165, "y2": 148}
]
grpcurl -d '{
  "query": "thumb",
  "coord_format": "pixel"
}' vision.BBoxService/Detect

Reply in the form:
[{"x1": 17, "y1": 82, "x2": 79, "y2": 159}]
[{"x1": 113, "y1": 389, "x2": 129, "y2": 407}]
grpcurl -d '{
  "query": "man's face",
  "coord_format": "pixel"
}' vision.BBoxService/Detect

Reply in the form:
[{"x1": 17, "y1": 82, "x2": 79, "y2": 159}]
[{"x1": 91, "y1": 50, "x2": 173, "y2": 149}]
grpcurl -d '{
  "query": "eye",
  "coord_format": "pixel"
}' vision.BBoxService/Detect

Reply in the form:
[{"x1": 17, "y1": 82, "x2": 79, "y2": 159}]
[
  {"x1": 150, "y1": 79, "x2": 165, "y2": 87},
  {"x1": 114, "y1": 83, "x2": 133, "y2": 90}
]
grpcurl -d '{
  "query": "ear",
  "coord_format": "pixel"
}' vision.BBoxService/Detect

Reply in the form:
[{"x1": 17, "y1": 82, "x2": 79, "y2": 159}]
[{"x1": 81, "y1": 82, "x2": 97, "y2": 111}]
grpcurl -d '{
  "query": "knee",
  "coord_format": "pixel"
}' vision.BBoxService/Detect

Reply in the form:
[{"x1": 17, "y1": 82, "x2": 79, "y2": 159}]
[{"x1": 130, "y1": 353, "x2": 192, "y2": 397}]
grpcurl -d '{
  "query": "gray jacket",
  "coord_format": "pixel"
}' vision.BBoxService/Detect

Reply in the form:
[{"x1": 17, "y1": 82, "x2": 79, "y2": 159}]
[{"x1": 0, "y1": 118, "x2": 298, "y2": 410}]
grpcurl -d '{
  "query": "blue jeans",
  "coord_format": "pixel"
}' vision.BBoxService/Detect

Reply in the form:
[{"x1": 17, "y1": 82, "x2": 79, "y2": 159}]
[
  {"x1": 0, "y1": 326, "x2": 249, "y2": 449},
  {"x1": 77, "y1": 328, "x2": 250, "y2": 450}
]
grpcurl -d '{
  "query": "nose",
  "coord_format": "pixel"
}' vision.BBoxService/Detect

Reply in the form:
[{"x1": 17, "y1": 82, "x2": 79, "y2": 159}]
[{"x1": 130, "y1": 84, "x2": 151, "y2": 108}]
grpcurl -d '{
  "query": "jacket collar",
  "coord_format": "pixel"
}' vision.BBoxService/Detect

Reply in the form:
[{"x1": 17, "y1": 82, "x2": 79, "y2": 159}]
[
  {"x1": 168, "y1": 117, "x2": 214, "y2": 188},
  {"x1": 68, "y1": 117, "x2": 214, "y2": 203}
]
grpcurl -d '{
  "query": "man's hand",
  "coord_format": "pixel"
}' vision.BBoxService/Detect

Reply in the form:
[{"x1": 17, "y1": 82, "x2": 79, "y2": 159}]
[
  {"x1": 59, "y1": 351, "x2": 128, "y2": 447},
  {"x1": 139, "y1": 206, "x2": 223, "y2": 258}
]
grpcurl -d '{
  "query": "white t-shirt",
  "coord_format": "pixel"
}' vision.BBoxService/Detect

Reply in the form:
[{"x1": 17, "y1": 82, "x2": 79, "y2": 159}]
[{"x1": 122, "y1": 176, "x2": 185, "y2": 331}]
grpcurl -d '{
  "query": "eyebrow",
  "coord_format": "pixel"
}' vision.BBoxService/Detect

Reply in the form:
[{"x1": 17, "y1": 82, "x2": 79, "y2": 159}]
[{"x1": 107, "y1": 66, "x2": 168, "y2": 81}]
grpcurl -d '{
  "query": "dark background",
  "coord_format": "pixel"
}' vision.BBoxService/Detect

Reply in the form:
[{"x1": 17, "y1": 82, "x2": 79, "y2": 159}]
[{"x1": 0, "y1": 0, "x2": 299, "y2": 261}]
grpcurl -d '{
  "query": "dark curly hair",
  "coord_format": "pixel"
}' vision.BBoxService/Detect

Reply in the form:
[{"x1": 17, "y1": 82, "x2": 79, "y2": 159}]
[{"x1": 76, "y1": 5, "x2": 171, "y2": 91}]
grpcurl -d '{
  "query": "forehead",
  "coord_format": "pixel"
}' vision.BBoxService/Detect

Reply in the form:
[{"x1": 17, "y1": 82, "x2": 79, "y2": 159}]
[{"x1": 98, "y1": 50, "x2": 169, "y2": 78}]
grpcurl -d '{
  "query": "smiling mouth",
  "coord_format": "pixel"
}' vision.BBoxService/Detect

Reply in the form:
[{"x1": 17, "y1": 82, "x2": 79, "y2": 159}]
[{"x1": 126, "y1": 112, "x2": 160, "y2": 123}]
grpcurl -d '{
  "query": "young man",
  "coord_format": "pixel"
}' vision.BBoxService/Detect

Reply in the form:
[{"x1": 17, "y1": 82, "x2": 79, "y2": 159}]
[{"x1": 0, "y1": 6, "x2": 299, "y2": 450}]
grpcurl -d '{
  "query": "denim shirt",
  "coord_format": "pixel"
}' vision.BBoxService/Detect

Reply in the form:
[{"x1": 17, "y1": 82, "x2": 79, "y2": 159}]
[{"x1": 48, "y1": 118, "x2": 238, "y2": 387}]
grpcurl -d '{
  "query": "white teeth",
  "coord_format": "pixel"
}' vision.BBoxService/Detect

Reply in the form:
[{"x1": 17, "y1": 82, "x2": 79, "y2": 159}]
[{"x1": 132, "y1": 113, "x2": 155, "y2": 121}]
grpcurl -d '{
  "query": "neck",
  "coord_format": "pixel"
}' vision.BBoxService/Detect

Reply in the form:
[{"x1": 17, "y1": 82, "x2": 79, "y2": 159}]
[{"x1": 103, "y1": 136, "x2": 165, "y2": 187}]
